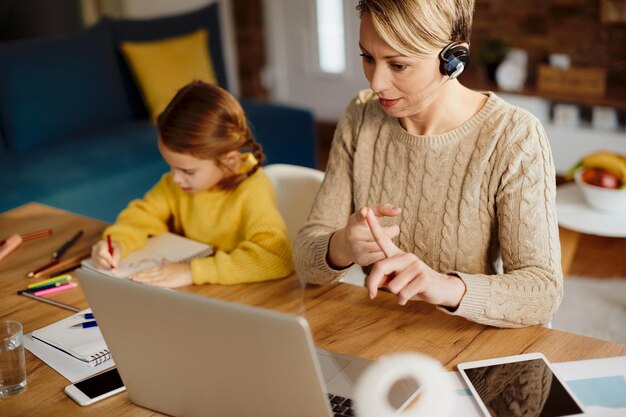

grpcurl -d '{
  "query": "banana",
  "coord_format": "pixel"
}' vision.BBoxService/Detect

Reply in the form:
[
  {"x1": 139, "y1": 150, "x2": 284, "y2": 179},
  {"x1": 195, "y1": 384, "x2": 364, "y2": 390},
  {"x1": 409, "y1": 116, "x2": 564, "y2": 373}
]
[
  {"x1": 564, "y1": 161, "x2": 582, "y2": 181},
  {"x1": 580, "y1": 151, "x2": 626, "y2": 183}
]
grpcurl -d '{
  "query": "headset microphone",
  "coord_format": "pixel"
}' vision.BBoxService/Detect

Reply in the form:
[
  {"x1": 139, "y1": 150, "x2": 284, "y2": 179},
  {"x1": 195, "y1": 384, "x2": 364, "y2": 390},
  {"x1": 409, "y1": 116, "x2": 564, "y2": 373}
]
[{"x1": 439, "y1": 41, "x2": 470, "y2": 79}]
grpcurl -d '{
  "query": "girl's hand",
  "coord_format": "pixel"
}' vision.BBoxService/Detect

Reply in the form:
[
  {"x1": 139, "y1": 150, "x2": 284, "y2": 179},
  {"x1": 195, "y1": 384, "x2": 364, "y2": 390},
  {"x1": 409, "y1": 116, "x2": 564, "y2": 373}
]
[
  {"x1": 328, "y1": 203, "x2": 401, "y2": 268},
  {"x1": 129, "y1": 259, "x2": 193, "y2": 288},
  {"x1": 90, "y1": 240, "x2": 122, "y2": 270},
  {"x1": 364, "y1": 208, "x2": 466, "y2": 308}
]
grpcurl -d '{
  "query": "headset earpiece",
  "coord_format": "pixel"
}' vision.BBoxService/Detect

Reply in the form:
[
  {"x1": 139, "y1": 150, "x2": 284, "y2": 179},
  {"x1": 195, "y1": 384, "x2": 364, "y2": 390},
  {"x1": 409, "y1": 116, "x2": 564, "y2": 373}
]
[{"x1": 439, "y1": 41, "x2": 470, "y2": 79}]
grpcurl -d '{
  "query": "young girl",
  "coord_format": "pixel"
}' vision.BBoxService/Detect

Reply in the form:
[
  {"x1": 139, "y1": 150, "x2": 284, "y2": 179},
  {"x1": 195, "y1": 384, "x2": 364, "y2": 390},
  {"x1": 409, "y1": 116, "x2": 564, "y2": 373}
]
[{"x1": 91, "y1": 81, "x2": 293, "y2": 288}]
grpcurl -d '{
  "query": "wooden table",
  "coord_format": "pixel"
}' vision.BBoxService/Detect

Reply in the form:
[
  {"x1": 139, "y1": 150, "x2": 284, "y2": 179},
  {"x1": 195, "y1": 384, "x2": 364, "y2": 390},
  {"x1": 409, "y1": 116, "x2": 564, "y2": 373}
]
[{"x1": 2, "y1": 203, "x2": 626, "y2": 417}]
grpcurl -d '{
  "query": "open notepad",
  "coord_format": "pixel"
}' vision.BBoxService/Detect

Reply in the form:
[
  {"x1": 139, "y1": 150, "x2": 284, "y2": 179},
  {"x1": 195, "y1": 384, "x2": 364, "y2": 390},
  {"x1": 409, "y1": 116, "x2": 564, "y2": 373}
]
[
  {"x1": 81, "y1": 232, "x2": 213, "y2": 278},
  {"x1": 31, "y1": 309, "x2": 110, "y2": 367}
]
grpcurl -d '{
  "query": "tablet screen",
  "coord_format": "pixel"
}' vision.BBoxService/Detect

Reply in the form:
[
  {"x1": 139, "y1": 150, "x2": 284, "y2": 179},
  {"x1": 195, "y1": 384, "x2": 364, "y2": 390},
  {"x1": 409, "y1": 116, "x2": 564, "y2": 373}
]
[{"x1": 462, "y1": 358, "x2": 583, "y2": 417}]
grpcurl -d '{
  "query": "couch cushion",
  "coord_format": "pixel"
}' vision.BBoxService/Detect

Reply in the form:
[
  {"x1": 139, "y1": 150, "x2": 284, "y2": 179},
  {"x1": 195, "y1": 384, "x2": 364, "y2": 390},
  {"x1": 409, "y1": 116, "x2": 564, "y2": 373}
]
[
  {"x1": 120, "y1": 29, "x2": 217, "y2": 120},
  {"x1": 0, "y1": 121, "x2": 168, "y2": 221},
  {"x1": 111, "y1": 2, "x2": 228, "y2": 118},
  {"x1": 0, "y1": 19, "x2": 135, "y2": 154},
  {"x1": 241, "y1": 99, "x2": 317, "y2": 169}
]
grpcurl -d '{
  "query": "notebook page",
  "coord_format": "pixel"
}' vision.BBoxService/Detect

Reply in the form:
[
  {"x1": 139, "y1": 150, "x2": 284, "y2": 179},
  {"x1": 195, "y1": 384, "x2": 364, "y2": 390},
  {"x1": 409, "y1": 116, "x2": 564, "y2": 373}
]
[
  {"x1": 81, "y1": 232, "x2": 213, "y2": 278},
  {"x1": 31, "y1": 309, "x2": 109, "y2": 366}
]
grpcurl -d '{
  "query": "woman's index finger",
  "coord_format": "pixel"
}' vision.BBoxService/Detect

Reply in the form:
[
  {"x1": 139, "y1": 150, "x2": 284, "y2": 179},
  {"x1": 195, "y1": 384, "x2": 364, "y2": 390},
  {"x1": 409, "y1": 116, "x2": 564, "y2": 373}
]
[{"x1": 365, "y1": 208, "x2": 400, "y2": 258}]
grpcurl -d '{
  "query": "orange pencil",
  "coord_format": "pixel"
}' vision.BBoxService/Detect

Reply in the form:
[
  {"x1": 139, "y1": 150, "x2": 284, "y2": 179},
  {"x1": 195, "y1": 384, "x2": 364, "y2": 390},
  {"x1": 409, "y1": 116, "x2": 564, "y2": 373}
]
[{"x1": 0, "y1": 228, "x2": 52, "y2": 246}]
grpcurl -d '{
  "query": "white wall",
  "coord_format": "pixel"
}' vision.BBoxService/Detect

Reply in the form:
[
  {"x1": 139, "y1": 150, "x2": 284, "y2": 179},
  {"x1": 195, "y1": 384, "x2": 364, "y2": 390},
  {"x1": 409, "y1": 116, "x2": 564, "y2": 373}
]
[
  {"x1": 264, "y1": 0, "x2": 368, "y2": 122},
  {"x1": 497, "y1": 93, "x2": 626, "y2": 175},
  {"x1": 545, "y1": 125, "x2": 626, "y2": 175}
]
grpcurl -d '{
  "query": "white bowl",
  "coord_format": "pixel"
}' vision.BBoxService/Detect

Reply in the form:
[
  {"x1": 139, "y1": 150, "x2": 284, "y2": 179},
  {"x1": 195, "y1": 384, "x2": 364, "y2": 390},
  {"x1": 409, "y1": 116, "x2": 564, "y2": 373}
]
[{"x1": 574, "y1": 170, "x2": 626, "y2": 213}]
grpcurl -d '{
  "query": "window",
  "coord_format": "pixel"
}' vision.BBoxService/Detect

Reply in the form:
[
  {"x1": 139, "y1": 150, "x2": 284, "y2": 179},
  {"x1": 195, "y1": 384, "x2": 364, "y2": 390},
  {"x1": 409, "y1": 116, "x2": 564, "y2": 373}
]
[{"x1": 316, "y1": 0, "x2": 346, "y2": 74}]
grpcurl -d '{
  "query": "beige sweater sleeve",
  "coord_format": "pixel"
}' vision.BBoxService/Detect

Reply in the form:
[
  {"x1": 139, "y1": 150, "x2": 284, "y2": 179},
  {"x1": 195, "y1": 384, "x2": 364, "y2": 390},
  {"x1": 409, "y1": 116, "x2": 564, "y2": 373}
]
[
  {"x1": 444, "y1": 115, "x2": 563, "y2": 327},
  {"x1": 294, "y1": 102, "x2": 358, "y2": 283}
]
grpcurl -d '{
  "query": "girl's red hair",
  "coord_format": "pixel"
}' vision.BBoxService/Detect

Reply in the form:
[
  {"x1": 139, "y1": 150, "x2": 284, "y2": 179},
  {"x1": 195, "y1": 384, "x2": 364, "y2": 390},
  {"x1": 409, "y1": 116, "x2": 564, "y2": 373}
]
[{"x1": 157, "y1": 81, "x2": 265, "y2": 189}]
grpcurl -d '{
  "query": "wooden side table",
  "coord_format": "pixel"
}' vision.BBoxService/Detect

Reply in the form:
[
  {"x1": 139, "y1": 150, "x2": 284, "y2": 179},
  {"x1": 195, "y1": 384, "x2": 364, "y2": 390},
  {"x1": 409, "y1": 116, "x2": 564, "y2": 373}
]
[{"x1": 556, "y1": 184, "x2": 626, "y2": 276}]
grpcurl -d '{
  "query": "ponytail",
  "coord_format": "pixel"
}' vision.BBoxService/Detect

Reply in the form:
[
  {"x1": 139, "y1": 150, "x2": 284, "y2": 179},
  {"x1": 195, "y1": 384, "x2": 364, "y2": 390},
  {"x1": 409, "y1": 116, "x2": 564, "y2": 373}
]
[{"x1": 218, "y1": 132, "x2": 266, "y2": 190}]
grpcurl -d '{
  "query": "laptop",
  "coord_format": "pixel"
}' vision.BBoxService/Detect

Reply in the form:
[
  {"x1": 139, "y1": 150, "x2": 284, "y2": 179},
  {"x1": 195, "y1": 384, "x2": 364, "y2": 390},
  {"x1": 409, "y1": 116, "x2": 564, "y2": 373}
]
[{"x1": 76, "y1": 268, "x2": 417, "y2": 417}]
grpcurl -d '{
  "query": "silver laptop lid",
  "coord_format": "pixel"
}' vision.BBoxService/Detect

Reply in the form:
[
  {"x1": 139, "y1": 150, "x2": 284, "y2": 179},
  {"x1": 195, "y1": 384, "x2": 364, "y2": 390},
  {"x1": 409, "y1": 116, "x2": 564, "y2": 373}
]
[{"x1": 76, "y1": 268, "x2": 333, "y2": 417}]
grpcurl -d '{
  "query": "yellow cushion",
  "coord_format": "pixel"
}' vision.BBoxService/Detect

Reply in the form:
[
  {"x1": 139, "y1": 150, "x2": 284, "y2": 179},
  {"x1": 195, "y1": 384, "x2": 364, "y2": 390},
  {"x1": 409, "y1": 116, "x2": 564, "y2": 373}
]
[{"x1": 120, "y1": 29, "x2": 217, "y2": 120}]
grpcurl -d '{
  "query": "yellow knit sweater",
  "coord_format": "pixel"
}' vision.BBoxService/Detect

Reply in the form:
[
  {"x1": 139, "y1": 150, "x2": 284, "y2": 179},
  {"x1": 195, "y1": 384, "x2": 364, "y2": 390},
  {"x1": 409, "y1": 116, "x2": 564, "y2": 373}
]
[{"x1": 103, "y1": 159, "x2": 293, "y2": 285}]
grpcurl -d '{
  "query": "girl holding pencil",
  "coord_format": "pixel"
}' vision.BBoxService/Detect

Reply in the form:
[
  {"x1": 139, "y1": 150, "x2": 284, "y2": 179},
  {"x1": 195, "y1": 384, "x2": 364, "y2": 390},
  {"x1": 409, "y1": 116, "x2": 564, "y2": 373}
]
[{"x1": 90, "y1": 81, "x2": 293, "y2": 288}]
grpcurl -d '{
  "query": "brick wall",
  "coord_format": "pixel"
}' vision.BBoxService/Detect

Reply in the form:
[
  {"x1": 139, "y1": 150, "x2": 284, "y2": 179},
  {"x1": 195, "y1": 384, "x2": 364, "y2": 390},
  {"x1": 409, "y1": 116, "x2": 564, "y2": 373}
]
[
  {"x1": 232, "y1": 0, "x2": 267, "y2": 99},
  {"x1": 469, "y1": 0, "x2": 626, "y2": 88}
]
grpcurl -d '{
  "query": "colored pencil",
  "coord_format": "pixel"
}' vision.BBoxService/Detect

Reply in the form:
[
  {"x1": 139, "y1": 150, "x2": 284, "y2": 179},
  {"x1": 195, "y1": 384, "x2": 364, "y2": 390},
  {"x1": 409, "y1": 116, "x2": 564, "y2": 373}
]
[
  {"x1": 26, "y1": 230, "x2": 83, "y2": 278},
  {"x1": 18, "y1": 291, "x2": 80, "y2": 313},
  {"x1": 22, "y1": 282, "x2": 65, "y2": 293},
  {"x1": 28, "y1": 251, "x2": 89, "y2": 279},
  {"x1": 0, "y1": 228, "x2": 52, "y2": 246},
  {"x1": 33, "y1": 282, "x2": 77, "y2": 297},
  {"x1": 27, "y1": 274, "x2": 72, "y2": 289}
]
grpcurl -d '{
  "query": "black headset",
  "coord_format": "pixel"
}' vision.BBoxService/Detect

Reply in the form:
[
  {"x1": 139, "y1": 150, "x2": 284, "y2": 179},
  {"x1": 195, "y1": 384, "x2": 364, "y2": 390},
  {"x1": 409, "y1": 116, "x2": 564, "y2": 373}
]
[{"x1": 439, "y1": 41, "x2": 470, "y2": 79}]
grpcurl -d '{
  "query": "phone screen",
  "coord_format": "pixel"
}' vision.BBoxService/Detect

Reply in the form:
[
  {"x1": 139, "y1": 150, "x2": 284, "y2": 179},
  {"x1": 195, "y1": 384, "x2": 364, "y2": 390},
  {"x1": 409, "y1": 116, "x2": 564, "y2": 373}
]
[
  {"x1": 463, "y1": 358, "x2": 583, "y2": 417},
  {"x1": 74, "y1": 368, "x2": 124, "y2": 399}
]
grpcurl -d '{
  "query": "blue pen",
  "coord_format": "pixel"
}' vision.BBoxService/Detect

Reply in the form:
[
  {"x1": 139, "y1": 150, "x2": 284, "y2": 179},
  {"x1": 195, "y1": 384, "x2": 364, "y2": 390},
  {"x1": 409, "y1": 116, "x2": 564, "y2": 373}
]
[{"x1": 70, "y1": 320, "x2": 98, "y2": 329}]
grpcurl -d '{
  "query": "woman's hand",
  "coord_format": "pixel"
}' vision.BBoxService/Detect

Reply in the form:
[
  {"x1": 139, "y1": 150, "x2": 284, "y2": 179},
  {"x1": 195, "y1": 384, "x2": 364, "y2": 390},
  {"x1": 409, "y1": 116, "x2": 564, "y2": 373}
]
[
  {"x1": 90, "y1": 240, "x2": 122, "y2": 270},
  {"x1": 364, "y1": 208, "x2": 466, "y2": 308},
  {"x1": 328, "y1": 203, "x2": 402, "y2": 268},
  {"x1": 129, "y1": 259, "x2": 193, "y2": 288}
]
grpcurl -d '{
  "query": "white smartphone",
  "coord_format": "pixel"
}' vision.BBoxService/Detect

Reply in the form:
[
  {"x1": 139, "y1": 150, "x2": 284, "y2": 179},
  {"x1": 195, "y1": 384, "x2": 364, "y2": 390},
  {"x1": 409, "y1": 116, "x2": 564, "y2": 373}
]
[
  {"x1": 458, "y1": 352, "x2": 590, "y2": 417},
  {"x1": 64, "y1": 367, "x2": 126, "y2": 406}
]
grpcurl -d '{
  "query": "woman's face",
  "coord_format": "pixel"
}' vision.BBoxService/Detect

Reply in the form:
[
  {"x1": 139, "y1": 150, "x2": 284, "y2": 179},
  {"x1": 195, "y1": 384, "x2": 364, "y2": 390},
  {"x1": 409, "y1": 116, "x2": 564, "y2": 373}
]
[
  {"x1": 359, "y1": 13, "x2": 443, "y2": 118},
  {"x1": 158, "y1": 139, "x2": 225, "y2": 194}
]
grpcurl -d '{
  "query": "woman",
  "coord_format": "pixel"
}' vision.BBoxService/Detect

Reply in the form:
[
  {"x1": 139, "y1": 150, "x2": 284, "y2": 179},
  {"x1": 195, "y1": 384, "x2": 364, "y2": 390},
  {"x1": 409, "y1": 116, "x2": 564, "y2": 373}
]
[{"x1": 294, "y1": 0, "x2": 562, "y2": 328}]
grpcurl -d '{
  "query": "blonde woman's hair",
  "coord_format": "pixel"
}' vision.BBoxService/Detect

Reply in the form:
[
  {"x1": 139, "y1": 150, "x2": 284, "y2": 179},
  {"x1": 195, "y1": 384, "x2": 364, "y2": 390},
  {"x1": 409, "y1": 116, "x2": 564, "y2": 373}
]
[{"x1": 357, "y1": 0, "x2": 474, "y2": 58}]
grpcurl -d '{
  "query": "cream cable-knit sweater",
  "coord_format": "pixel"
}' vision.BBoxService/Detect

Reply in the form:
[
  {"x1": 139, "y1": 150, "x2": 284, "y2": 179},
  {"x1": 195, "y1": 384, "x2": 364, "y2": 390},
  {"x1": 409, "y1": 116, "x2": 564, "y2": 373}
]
[{"x1": 294, "y1": 90, "x2": 563, "y2": 328}]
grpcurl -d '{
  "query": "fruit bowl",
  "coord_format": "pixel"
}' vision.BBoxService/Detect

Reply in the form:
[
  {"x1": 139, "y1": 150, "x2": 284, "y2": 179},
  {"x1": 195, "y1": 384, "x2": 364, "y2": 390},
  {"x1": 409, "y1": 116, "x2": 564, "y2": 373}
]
[{"x1": 574, "y1": 169, "x2": 626, "y2": 213}]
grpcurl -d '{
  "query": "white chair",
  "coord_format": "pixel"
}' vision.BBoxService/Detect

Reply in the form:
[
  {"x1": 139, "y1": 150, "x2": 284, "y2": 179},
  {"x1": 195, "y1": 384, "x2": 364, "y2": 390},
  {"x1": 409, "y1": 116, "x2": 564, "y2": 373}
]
[
  {"x1": 264, "y1": 163, "x2": 325, "y2": 245},
  {"x1": 264, "y1": 163, "x2": 366, "y2": 286}
]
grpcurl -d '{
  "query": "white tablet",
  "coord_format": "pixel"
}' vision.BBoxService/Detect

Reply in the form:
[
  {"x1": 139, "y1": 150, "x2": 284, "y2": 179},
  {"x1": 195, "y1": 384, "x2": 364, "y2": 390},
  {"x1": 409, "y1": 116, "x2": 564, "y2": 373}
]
[{"x1": 458, "y1": 352, "x2": 590, "y2": 417}]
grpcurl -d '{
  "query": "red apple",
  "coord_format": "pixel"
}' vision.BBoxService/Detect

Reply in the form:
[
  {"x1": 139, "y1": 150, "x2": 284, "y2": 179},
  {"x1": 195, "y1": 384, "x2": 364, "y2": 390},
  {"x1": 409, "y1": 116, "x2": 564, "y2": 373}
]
[{"x1": 581, "y1": 168, "x2": 620, "y2": 189}]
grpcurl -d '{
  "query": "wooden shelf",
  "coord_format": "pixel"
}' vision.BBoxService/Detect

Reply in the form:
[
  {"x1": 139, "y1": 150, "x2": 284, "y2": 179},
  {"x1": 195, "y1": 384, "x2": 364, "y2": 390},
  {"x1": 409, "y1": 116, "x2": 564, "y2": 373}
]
[{"x1": 463, "y1": 74, "x2": 626, "y2": 111}]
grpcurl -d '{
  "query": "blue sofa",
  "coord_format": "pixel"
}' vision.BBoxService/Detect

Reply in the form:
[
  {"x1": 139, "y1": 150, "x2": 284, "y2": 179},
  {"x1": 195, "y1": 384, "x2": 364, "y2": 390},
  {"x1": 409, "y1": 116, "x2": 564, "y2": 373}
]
[{"x1": 0, "y1": 3, "x2": 317, "y2": 222}]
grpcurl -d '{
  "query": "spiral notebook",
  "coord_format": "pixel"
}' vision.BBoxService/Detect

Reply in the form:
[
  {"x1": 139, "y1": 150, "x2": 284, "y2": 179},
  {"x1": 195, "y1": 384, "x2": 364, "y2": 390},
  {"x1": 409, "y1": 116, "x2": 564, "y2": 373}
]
[
  {"x1": 31, "y1": 309, "x2": 111, "y2": 367},
  {"x1": 81, "y1": 232, "x2": 213, "y2": 278}
]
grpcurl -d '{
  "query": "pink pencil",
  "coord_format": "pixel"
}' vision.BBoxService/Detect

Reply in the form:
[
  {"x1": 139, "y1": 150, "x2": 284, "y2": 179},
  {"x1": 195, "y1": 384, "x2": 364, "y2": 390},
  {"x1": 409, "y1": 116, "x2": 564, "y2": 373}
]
[{"x1": 33, "y1": 282, "x2": 77, "y2": 297}]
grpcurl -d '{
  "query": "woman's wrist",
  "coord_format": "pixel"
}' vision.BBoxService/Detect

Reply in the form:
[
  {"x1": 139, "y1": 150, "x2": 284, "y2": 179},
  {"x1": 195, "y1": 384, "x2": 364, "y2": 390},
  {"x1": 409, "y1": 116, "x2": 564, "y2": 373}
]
[
  {"x1": 327, "y1": 230, "x2": 353, "y2": 269},
  {"x1": 440, "y1": 273, "x2": 466, "y2": 309}
]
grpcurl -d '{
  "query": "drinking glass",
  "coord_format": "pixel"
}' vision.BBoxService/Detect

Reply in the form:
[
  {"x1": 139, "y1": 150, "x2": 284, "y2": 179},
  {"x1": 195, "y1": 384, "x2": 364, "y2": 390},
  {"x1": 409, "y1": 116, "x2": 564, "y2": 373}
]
[{"x1": 0, "y1": 320, "x2": 27, "y2": 396}]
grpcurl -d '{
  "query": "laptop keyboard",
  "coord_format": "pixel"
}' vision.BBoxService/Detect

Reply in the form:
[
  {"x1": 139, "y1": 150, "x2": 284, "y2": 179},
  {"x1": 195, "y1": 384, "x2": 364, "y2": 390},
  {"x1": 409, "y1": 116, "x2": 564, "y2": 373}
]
[{"x1": 328, "y1": 393, "x2": 355, "y2": 416}]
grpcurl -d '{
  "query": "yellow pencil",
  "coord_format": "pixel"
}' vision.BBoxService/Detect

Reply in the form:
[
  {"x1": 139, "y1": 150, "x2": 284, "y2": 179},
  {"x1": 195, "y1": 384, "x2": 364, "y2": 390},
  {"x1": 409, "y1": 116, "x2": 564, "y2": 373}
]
[{"x1": 27, "y1": 274, "x2": 72, "y2": 289}]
